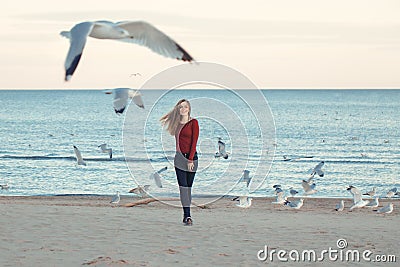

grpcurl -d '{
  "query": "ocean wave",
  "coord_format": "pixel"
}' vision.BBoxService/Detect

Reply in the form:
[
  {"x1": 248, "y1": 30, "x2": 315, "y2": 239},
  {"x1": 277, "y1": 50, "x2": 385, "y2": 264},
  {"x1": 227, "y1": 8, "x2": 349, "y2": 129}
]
[{"x1": 0, "y1": 155, "x2": 171, "y2": 163}]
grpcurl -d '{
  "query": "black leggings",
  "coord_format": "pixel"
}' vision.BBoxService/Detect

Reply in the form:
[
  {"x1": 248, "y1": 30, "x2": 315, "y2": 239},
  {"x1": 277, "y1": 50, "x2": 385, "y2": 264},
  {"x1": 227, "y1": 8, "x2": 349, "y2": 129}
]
[
  {"x1": 175, "y1": 167, "x2": 196, "y2": 187},
  {"x1": 174, "y1": 152, "x2": 197, "y2": 187},
  {"x1": 174, "y1": 152, "x2": 198, "y2": 218}
]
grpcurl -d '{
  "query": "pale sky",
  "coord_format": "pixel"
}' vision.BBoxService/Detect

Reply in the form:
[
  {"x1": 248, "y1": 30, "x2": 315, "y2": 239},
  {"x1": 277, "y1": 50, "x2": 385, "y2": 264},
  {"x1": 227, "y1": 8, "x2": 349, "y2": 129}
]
[{"x1": 1, "y1": 0, "x2": 399, "y2": 89}]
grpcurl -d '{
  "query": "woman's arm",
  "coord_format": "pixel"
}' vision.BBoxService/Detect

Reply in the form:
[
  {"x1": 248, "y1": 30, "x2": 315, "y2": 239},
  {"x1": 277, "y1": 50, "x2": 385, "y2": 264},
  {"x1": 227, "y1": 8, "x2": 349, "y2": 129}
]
[{"x1": 188, "y1": 119, "x2": 199, "y2": 161}]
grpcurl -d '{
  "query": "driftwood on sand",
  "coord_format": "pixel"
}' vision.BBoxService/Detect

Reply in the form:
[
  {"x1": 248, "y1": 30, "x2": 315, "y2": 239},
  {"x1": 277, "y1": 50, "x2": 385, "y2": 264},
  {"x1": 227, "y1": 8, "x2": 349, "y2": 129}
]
[{"x1": 124, "y1": 197, "x2": 208, "y2": 208}]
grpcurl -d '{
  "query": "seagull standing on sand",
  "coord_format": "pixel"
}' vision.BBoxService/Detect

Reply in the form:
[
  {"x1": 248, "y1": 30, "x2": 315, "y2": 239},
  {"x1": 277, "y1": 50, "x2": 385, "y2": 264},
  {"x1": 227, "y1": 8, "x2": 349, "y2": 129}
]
[
  {"x1": 105, "y1": 88, "x2": 144, "y2": 114},
  {"x1": 386, "y1": 188, "x2": 397, "y2": 199},
  {"x1": 335, "y1": 200, "x2": 345, "y2": 211},
  {"x1": 215, "y1": 138, "x2": 229, "y2": 159},
  {"x1": 363, "y1": 187, "x2": 376, "y2": 198},
  {"x1": 310, "y1": 161, "x2": 324, "y2": 178},
  {"x1": 150, "y1": 166, "x2": 168, "y2": 188},
  {"x1": 235, "y1": 196, "x2": 252, "y2": 208},
  {"x1": 365, "y1": 197, "x2": 379, "y2": 208},
  {"x1": 98, "y1": 143, "x2": 112, "y2": 158},
  {"x1": 284, "y1": 198, "x2": 304, "y2": 209},
  {"x1": 110, "y1": 191, "x2": 120, "y2": 204},
  {"x1": 73, "y1": 145, "x2": 86, "y2": 166},
  {"x1": 375, "y1": 203, "x2": 394, "y2": 214},
  {"x1": 60, "y1": 20, "x2": 194, "y2": 81}
]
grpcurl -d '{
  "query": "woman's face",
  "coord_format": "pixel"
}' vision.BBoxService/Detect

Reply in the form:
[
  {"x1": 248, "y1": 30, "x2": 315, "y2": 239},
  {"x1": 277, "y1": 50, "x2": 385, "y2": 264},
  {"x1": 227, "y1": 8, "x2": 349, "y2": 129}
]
[{"x1": 178, "y1": 101, "x2": 190, "y2": 116}]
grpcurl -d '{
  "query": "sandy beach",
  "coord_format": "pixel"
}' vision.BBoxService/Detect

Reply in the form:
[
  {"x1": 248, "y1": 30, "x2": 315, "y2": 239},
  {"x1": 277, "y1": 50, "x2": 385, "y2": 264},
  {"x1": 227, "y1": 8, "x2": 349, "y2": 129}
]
[{"x1": 0, "y1": 195, "x2": 398, "y2": 266}]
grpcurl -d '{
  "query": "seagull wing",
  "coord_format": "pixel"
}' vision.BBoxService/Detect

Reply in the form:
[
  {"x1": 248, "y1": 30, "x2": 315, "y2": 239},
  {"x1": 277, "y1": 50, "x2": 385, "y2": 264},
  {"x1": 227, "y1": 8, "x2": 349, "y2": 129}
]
[
  {"x1": 157, "y1": 166, "x2": 168, "y2": 173},
  {"x1": 218, "y1": 140, "x2": 226, "y2": 154},
  {"x1": 61, "y1": 22, "x2": 94, "y2": 81},
  {"x1": 316, "y1": 169, "x2": 324, "y2": 177},
  {"x1": 128, "y1": 90, "x2": 145, "y2": 109},
  {"x1": 351, "y1": 189, "x2": 363, "y2": 204},
  {"x1": 389, "y1": 187, "x2": 398, "y2": 193},
  {"x1": 335, "y1": 200, "x2": 344, "y2": 211},
  {"x1": 116, "y1": 21, "x2": 193, "y2": 62},
  {"x1": 151, "y1": 172, "x2": 163, "y2": 188},
  {"x1": 238, "y1": 196, "x2": 249, "y2": 207},
  {"x1": 98, "y1": 143, "x2": 107, "y2": 151},
  {"x1": 276, "y1": 191, "x2": 285, "y2": 203},
  {"x1": 143, "y1": 185, "x2": 151, "y2": 192},
  {"x1": 113, "y1": 88, "x2": 130, "y2": 114},
  {"x1": 301, "y1": 180, "x2": 311, "y2": 192},
  {"x1": 73, "y1": 146, "x2": 86, "y2": 165}
]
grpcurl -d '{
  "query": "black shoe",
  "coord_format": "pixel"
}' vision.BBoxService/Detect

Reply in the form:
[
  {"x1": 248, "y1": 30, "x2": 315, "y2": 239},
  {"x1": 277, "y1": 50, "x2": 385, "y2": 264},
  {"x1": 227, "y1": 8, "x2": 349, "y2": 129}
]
[{"x1": 184, "y1": 217, "x2": 193, "y2": 226}]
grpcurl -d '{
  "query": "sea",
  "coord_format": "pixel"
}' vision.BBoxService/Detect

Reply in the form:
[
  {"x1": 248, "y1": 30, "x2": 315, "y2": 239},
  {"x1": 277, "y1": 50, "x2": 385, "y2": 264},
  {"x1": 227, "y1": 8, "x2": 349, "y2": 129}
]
[{"x1": 0, "y1": 89, "x2": 399, "y2": 200}]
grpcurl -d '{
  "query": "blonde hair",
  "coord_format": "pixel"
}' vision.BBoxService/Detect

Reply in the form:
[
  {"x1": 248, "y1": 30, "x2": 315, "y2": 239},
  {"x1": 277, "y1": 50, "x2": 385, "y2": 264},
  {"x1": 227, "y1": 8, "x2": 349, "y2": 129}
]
[{"x1": 160, "y1": 99, "x2": 191, "y2": 135}]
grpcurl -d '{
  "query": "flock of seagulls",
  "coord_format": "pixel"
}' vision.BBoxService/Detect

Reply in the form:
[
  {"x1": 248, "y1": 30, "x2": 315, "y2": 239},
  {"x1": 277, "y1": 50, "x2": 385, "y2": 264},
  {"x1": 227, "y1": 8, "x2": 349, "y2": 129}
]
[
  {"x1": 111, "y1": 166, "x2": 169, "y2": 201},
  {"x1": 72, "y1": 137, "x2": 230, "y2": 204},
  {"x1": 232, "y1": 161, "x2": 397, "y2": 215},
  {"x1": 346, "y1": 185, "x2": 395, "y2": 213}
]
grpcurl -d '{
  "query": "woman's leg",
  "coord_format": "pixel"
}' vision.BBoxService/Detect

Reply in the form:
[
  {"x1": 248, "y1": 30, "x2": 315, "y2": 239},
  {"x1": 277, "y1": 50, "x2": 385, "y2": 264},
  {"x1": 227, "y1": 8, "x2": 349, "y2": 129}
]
[{"x1": 175, "y1": 167, "x2": 192, "y2": 219}]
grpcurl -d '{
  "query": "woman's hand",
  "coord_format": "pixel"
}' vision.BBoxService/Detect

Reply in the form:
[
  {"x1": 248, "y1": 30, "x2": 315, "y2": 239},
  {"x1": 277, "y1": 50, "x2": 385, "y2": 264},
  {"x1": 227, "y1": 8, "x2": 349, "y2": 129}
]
[{"x1": 187, "y1": 161, "x2": 194, "y2": 171}]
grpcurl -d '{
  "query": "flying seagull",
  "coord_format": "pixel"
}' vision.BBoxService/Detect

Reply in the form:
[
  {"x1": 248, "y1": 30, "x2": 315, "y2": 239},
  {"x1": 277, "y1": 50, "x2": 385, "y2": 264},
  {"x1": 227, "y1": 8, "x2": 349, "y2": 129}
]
[
  {"x1": 104, "y1": 88, "x2": 144, "y2": 114},
  {"x1": 60, "y1": 20, "x2": 194, "y2": 81},
  {"x1": 310, "y1": 161, "x2": 324, "y2": 178},
  {"x1": 301, "y1": 179, "x2": 317, "y2": 195},
  {"x1": 150, "y1": 166, "x2": 168, "y2": 188},
  {"x1": 0, "y1": 183, "x2": 9, "y2": 190},
  {"x1": 215, "y1": 138, "x2": 229, "y2": 159},
  {"x1": 73, "y1": 145, "x2": 86, "y2": 166},
  {"x1": 347, "y1": 185, "x2": 369, "y2": 210},
  {"x1": 239, "y1": 170, "x2": 252, "y2": 187},
  {"x1": 129, "y1": 185, "x2": 150, "y2": 198},
  {"x1": 98, "y1": 143, "x2": 112, "y2": 158}
]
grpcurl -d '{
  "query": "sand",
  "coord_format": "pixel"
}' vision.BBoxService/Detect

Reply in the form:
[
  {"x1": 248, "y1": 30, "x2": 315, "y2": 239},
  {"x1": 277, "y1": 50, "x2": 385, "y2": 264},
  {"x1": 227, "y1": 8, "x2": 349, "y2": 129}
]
[{"x1": 0, "y1": 195, "x2": 399, "y2": 266}]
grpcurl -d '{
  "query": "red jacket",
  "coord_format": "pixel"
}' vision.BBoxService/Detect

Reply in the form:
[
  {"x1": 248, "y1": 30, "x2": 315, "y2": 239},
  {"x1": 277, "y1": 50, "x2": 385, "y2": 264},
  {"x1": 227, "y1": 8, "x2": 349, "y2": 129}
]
[{"x1": 175, "y1": 119, "x2": 199, "y2": 161}]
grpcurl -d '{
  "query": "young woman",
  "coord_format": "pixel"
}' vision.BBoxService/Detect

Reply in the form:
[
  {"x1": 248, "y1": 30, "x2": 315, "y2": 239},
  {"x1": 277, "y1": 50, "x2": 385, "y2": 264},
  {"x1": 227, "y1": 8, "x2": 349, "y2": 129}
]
[{"x1": 160, "y1": 99, "x2": 199, "y2": 226}]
